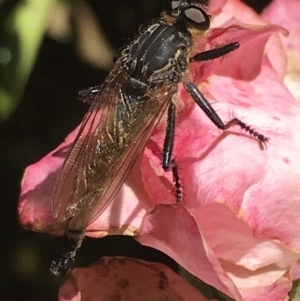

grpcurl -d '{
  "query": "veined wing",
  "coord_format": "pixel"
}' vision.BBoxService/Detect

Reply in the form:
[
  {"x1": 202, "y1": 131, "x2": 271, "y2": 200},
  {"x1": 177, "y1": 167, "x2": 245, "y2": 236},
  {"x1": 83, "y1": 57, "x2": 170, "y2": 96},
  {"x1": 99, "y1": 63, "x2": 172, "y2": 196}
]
[
  {"x1": 51, "y1": 60, "x2": 123, "y2": 222},
  {"x1": 52, "y1": 61, "x2": 177, "y2": 229},
  {"x1": 69, "y1": 84, "x2": 175, "y2": 230}
]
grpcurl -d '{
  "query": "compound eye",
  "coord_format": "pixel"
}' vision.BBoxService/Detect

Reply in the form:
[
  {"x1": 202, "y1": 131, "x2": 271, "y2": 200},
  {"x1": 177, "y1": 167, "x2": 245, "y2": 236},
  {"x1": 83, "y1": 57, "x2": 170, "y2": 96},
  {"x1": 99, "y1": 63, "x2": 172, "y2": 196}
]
[
  {"x1": 171, "y1": 0, "x2": 181, "y2": 10},
  {"x1": 182, "y1": 7, "x2": 210, "y2": 30}
]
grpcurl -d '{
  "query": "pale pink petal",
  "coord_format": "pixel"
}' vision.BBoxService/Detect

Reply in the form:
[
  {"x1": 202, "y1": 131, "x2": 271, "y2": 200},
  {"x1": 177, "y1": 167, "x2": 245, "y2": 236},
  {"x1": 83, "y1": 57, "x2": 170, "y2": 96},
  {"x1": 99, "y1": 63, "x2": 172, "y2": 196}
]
[
  {"x1": 18, "y1": 128, "x2": 151, "y2": 237},
  {"x1": 141, "y1": 58, "x2": 300, "y2": 299},
  {"x1": 137, "y1": 205, "x2": 243, "y2": 300},
  {"x1": 139, "y1": 4, "x2": 300, "y2": 300},
  {"x1": 189, "y1": 25, "x2": 283, "y2": 84},
  {"x1": 205, "y1": 60, "x2": 300, "y2": 250},
  {"x1": 198, "y1": 24, "x2": 287, "y2": 81},
  {"x1": 207, "y1": 0, "x2": 228, "y2": 16},
  {"x1": 290, "y1": 263, "x2": 300, "y2": 280},
  {"x1": 227, "y1": 267, "x2": 291, "y2": 301},
  {"x1": 137, "y1": 205, "x2": 295, "y2": 301},
  {"x1": 262, "y1": 0, "x2": 300, "y2": 50},
  {"x1": 262, "y1": 0, "x2": 300, "y2": 100},
  {"x1": 211, "y1": 0, "x2": 265, "y2": 28},
  {"x1": 59, "y1": 257, "x2": 215, "y2": 301},
  {"x1": 210, "y1": 0, "x2": 288, "y2": 80},
  {"x1": 19, "y1": 129, "x2": 78, "y2": 234}
]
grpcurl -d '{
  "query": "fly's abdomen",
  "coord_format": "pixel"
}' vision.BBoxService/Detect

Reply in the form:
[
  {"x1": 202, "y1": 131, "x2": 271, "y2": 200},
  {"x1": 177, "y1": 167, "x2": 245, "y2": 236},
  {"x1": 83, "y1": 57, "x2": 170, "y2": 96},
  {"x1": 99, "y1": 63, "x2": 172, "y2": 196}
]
[{"x1": 123, "y1": 23, "x2": 191, "y2": 85}]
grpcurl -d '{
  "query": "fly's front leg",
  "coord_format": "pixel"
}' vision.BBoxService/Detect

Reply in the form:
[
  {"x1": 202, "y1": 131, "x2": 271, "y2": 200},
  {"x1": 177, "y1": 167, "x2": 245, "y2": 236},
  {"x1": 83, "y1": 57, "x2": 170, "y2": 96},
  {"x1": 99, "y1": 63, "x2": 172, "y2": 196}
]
[
  {"x1": 185, "y1": 82, "x2": 269, "y2": 148},
  {"x1": 190, "y1": 42, "x2": 240, "y2": 63},
  {"x1": 163, "y1": 102, "x2": 183, "y2": 202}
]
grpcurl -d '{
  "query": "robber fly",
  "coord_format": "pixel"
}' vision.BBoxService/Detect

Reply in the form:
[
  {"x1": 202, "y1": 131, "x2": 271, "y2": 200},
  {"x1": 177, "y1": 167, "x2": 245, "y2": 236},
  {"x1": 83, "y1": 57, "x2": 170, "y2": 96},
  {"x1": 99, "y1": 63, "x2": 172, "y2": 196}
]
[{"x1": 50, "y1": 0, "x2": 269, "y2": 277}]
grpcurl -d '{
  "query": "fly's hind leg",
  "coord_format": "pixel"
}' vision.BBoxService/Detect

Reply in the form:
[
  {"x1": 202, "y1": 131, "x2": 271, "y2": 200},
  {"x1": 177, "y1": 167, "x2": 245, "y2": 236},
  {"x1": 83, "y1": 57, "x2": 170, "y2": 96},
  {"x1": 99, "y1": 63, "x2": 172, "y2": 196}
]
[
  {"x1": 185, "y1": 82, "x2": 269, "y2": 148},
  {"x1": 162, "y1": 102, "x2": 183, "y2": 202}
]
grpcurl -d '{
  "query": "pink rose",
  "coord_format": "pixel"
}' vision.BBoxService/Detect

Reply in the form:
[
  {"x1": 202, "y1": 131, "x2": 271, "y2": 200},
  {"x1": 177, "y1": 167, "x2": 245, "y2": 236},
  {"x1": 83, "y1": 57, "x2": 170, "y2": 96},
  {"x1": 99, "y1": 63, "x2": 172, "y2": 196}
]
[{"x1": 18, "y1": 0, "x2": 300, "y2": 300}]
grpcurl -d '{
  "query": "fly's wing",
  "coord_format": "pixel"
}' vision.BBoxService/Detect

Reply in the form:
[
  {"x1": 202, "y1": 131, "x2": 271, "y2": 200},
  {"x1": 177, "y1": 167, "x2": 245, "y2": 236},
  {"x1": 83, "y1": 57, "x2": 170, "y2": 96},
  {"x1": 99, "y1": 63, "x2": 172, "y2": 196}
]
[
  {"x1": 69, "y1": 85, "x2": 175, "y2": 230},
  {"x1": 52, "y1": 61, "x2": 177, "y2": 229},
  {"x1": 52, "y1": 61, "x2": 123, "y2": 222}
]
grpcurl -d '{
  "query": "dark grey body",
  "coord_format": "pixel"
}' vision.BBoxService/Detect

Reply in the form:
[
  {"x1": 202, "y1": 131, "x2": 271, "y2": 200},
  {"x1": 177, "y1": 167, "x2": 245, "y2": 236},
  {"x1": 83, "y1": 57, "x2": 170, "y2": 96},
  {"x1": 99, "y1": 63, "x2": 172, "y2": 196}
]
[
  {"x1": 122, "y1": 22, "x2": 191, "y2": 86},
  {"x1": 50, "y1": 14, "x2": 194, "y2": 277}
]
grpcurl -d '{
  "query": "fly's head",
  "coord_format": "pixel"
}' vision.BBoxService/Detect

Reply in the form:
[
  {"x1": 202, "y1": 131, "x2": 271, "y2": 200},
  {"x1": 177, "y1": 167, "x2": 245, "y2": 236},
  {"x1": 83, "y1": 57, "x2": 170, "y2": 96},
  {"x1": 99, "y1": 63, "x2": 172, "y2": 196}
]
[{"x1": 162, "y1": 0, "x2": 211, "y2": 34}]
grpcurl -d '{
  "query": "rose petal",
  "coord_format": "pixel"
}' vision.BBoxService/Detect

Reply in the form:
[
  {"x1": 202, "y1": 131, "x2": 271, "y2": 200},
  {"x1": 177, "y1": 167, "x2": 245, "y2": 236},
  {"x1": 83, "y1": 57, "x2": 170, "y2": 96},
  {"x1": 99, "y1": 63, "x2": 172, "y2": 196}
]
[
  {"x1": 137, "y1": 204, "x2": 243, "y2": 300},
  {"x1": 141, "y1": 59, "x2": 300, "y2": 299},
  {"x1": 18, "y1": 129, "x2": 78, "y2": 234},
  {"x1": 18, "y1": 128, "x2": 151, "y2": 237},
  {"x1": 139, "y1": 2, "x2": 300, "y2": 299},
  {"x1": 262, "y1": 0, "x2": 300, "y2": 51},
  {"x1": 209, "y1": 0, "x2": 288, "y2": 80},
  {"x1": 211, "y1": 0, "x2": 270, "y2": 30},
  {"x1": 207, "y1": 0, "x2": 228, "y2": 16},
  {"x1": 137, "y1": 204, "x2": 295, "y2": 301},
  {"x1": 59, "y1": 257, "x2": 215, "y2": 301},
  {"x1": 262, "y1": 0, "x2": 300, "y2": 100}
]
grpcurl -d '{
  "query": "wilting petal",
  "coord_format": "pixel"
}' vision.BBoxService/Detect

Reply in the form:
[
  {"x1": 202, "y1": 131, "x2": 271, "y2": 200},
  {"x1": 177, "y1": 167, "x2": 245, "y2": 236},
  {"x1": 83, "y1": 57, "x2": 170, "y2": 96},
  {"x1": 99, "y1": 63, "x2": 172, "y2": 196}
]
[{"x1": 59, "y1": 256, "x2": 215, "y2": 301}]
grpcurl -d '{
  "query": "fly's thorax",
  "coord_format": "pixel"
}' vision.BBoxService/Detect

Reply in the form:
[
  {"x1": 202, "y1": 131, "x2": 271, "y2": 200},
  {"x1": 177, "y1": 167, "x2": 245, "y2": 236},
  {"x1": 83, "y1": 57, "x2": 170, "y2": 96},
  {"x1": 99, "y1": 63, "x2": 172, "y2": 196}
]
[{"x1": 121, "y1": 22, "x2": 192, "y2": 86}]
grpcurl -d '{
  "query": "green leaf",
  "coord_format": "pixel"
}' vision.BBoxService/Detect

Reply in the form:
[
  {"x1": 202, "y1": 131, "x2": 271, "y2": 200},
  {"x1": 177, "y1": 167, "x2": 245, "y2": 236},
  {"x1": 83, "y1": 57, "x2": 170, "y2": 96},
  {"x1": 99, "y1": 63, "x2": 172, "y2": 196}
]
[
  {"x1": 0, "y1": 0, "x2": 57, "y2": 122},
  {"x1": 179, "y1": 267, "x2": 235, "y2": 300},
  {"x1": 290, "y1": 280, "x2": 300, "y2": 301}
]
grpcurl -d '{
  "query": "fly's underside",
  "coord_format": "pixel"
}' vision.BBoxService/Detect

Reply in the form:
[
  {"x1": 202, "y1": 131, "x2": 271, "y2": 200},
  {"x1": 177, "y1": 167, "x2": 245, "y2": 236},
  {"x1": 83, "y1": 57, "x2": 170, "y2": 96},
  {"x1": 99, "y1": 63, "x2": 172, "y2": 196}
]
[{"x1": 50, "y1": 0, "x2": 269, "y2": 277}]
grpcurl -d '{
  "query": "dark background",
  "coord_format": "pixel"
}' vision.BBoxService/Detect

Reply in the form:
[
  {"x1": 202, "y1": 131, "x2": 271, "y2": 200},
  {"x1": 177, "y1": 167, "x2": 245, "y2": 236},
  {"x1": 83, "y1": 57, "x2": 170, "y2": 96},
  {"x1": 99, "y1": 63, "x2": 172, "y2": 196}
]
[{"x1": 0, "y1": 0, "x2": 272, "y2": 300}]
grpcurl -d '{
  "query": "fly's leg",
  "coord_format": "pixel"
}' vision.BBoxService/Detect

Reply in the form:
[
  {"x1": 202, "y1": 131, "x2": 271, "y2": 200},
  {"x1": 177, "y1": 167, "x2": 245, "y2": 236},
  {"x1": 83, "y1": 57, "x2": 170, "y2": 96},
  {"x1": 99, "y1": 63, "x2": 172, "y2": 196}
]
[
  {"x1": 78, "y1": 85, "x2": 102, "y2": 103},
  {"x1": 185, "y1": 82, "x2": 269, "y2": 148},
  {"x1": 50, "y1": 227, "x2": 85, "y2": 277},
  {"x1": 162, "y1": 102, "x2": 183, "y2": 202},
  {"x1": 190, "y1": 42, "x2": 240, "y2": 63}
]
